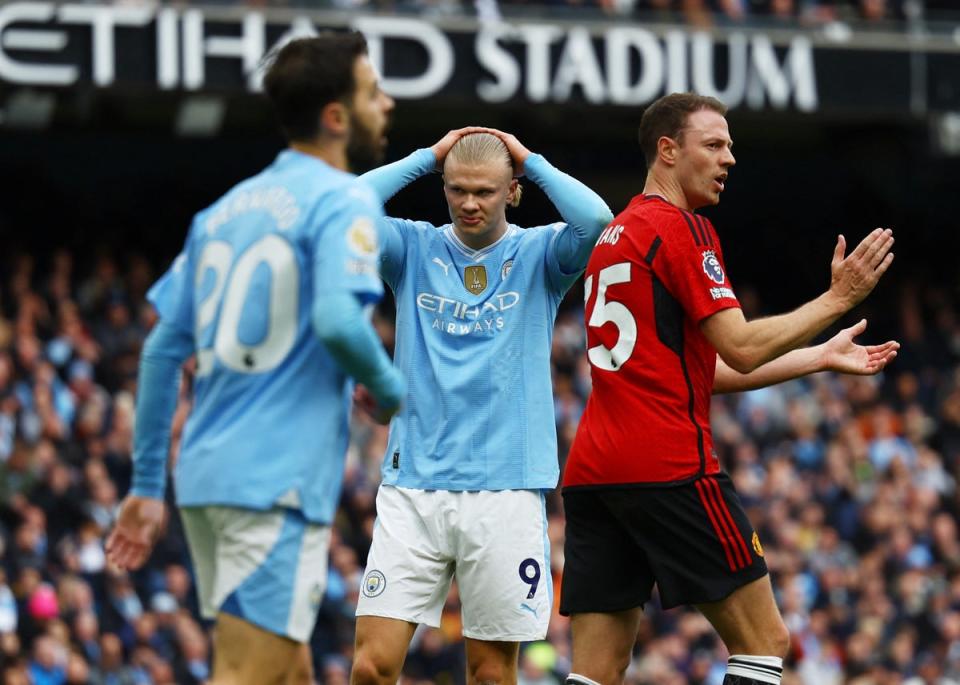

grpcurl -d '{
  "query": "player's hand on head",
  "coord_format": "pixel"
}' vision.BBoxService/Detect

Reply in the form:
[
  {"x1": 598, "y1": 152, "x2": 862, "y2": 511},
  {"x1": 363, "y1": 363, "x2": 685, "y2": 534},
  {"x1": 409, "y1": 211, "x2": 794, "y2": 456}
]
[
  {"x1": 820, "y1": 318, "x2": 900, "y2": 375},
  {"x1": 106, "y1": 496, "x2": 166, "y2": 571},
  {"x1": 829, "y1": 228, "x2": 895, "y2": 309},
  {"x1": 484, "y1": 129, "x2": 532, "y2": 176},
  {"x1": 430, "y1": 127, "x2": 491, "y2": 170}
]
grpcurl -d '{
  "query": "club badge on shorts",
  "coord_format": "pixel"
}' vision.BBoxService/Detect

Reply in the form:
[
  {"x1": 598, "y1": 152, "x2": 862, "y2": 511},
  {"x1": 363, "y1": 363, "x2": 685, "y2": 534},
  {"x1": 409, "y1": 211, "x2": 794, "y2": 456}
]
[
  {"x1": 362, "y1": 570, "x2": 386, "y2": 598},
  {"x1": 702, "y1": 250, "x2": 725, "y2": 284},
  {"x1": 752, "y1": 531, "x2": 764, "y2": 557},
  {"x1": 465, "y1": 265, "x2": 487, "y2": 295}
]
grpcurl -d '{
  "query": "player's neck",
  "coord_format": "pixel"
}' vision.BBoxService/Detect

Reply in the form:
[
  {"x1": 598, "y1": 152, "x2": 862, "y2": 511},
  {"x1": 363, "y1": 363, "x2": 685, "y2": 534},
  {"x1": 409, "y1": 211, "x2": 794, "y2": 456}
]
[
  {"x1": 643, "y1": 173, "x2": 691, "y2": 212},
  {"x1": 289, "y1": 140, "x2": 349, "y2": 173},
  {"x1": 453, "y1": 217, "x2": 508, "y2": 251}
]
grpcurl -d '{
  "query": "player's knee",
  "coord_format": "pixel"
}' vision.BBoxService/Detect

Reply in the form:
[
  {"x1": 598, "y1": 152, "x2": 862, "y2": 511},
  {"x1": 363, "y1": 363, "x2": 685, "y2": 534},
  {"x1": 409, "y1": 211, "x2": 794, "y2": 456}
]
[
  {"x1": 769, "y1": 621, "x2": 791, "y2": 658},
  {"x1": 350, "y1": 651, "x2": 399, "y2": 685}
]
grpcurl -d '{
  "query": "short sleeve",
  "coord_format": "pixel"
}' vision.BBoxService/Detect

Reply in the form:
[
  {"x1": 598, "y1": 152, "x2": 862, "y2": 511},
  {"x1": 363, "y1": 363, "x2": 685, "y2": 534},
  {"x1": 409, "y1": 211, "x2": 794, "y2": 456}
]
[
  {"x1": 310, "y1": 180, "x2": 385, "y2": 306},
  {"x1": 147, "y1": 221, "x2": 198, "y2": 335},
  {"x1": 654, "y1": 215, "x2": 740, "y2": 324}
]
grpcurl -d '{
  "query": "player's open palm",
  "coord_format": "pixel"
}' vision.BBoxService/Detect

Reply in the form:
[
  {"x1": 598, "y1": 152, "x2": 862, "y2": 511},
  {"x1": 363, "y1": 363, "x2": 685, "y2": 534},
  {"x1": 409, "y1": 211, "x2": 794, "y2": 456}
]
[
  {"x1": 829, "y1": 228, "x2": 895, "y2": 308},
  {"x1": 106, "y1": 496, "x2": 166, "y2": 570},
  {"x1": 821, "y1": 319, "x2": 900, "y2": 375}
]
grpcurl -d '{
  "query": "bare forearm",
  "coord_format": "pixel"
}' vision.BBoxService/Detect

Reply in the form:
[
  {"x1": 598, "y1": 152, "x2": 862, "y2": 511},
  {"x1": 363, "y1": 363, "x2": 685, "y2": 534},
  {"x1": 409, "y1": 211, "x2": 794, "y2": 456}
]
[
  {"x1": 713, "y1": 345, "x2": 825, "y2": 394},
  {"x1": 714, "y1": 292, "x2": 845, "y2": 373}
]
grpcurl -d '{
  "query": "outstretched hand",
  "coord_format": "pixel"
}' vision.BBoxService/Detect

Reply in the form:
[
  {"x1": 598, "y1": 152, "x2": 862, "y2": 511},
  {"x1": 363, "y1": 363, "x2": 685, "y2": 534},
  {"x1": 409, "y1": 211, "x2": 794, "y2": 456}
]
[
  {"x1": 353, "y1": 384, "x2": 399, "y2": 425},
  {"x1": 829, "y1": 228, "x2": 895, "y2": 310},
  {"x1": 821, "y1": 319, "x2": 899, "y2": 375},
  {"x1": 106, "y1": 496, "x2": 166, "y2": 571}
]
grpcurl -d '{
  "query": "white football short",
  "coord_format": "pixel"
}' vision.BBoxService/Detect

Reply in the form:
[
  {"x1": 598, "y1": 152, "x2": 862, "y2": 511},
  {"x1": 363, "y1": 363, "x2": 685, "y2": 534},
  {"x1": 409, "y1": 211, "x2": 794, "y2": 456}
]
[
  {"x1": 356, "y1": 485, "x2": 552, "y2": 642},
  {"x1": 179, "y1": 505, "x2": 331, "y2": 643}
]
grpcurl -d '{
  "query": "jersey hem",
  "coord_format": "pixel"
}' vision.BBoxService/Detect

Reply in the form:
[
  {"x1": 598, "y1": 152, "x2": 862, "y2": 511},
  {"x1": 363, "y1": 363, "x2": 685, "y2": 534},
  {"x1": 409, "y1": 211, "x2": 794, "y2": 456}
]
[{"x1": 561, "y1": 472, "x2": 720, "y2": 491}]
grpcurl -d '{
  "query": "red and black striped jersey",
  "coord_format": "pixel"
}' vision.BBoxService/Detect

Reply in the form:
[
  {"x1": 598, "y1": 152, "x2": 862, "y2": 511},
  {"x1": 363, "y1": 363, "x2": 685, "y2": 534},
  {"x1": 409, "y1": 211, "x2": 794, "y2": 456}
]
[{"x1": 563, "y1": 194, "x2": 740, "y2": 487}]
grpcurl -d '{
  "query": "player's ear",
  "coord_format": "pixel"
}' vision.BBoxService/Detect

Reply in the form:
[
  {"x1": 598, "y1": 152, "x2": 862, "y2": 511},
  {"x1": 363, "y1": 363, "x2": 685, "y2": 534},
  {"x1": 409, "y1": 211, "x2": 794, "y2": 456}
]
[
  {"x1": 658, "y1": 135, "x2": 679, "y2": 166},
  {"x1": 320, "y1": 101, "x2": 349, "y2": 137}
]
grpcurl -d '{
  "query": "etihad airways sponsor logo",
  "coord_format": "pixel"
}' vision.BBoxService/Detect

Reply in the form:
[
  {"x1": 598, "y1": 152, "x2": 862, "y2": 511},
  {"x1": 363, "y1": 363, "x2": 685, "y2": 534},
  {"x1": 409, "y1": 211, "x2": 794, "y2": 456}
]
[{"x1": 417, "y1": 291, "x2": 520, "y2": 336}]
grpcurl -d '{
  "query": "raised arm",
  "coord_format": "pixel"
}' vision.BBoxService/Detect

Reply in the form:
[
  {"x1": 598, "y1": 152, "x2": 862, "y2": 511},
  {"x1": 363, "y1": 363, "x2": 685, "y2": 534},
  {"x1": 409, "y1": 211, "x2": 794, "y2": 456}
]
[
  {"x1": 713, "y1": 319, "x2": 899, "y2": 394},
  {"x1": 489, "y1": 130, "x2": 613, "y2": 273},
  {"x1": 360, "y1": 127, "x2": 491, "y2": 203},
  {"x1": 359, "y1": 148, "x2": 435, "y2": 203},
  {"x1": 701, "y1": 229, "x2": 894, "y2": 374}
]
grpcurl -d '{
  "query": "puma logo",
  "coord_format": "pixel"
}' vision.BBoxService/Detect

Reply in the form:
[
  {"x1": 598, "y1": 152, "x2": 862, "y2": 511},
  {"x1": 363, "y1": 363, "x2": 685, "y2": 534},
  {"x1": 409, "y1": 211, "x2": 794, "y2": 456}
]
[{"x1": 432, "y1": 257, "x2": 451, "y2": 275}]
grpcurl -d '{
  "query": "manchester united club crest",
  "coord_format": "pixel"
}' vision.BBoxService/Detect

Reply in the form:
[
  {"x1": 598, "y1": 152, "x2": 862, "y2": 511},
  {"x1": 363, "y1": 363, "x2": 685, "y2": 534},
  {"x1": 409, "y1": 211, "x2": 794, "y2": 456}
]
[
  {"x1": 752, "y1": 531, "x2": 764, "y2": 557},
  {"x1": 465, "y1": 265, "x2": 487, "y2": 295},
  {"x1": 702, "y1": 250, "x2": 725, "y2": 285}
]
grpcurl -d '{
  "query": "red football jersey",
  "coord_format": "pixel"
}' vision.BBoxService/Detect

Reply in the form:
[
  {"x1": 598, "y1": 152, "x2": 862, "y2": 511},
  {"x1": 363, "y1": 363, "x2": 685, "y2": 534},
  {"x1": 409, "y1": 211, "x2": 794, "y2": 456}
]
[{"x1": 563, "y1": 194, "x2": 741, "y2": 487}]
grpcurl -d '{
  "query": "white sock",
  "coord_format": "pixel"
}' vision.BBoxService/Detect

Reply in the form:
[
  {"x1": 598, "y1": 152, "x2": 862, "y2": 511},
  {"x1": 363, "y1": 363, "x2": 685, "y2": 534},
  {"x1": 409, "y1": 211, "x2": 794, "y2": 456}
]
[
  {"x1": 726, "y1": 655, "x2": 783, "y2": 685},
  {"x1": 566, "y1": 675, "x2": 603, "y2": 685}
]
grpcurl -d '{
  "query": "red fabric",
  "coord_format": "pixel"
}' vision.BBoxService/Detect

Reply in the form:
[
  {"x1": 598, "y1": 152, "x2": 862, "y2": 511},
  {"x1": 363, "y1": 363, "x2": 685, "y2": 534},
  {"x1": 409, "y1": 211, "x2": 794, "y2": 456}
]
[{"x1": 563, "y1": 195, "x2": 740, "y2": 487}]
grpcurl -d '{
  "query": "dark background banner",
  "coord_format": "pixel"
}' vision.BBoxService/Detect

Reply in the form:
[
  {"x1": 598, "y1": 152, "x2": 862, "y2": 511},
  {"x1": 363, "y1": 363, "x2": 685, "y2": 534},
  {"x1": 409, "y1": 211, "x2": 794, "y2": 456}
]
[{"x1": 2, "y1": 3, "x2": 959, "y2": 114}]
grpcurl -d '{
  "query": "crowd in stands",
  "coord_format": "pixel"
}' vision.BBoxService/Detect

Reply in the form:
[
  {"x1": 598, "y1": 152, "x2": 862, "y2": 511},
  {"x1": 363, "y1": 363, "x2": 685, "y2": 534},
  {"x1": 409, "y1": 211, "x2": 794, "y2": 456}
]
[{"x1": 1, "y1": 244, "x2": 960, "y2": 685}]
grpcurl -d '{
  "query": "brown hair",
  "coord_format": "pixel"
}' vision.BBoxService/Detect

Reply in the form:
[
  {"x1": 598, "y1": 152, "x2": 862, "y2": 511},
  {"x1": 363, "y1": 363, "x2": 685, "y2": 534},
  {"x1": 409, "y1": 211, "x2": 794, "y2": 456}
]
[{"x1": 638, "y1": 93, "x2": 727, "y2": 169}]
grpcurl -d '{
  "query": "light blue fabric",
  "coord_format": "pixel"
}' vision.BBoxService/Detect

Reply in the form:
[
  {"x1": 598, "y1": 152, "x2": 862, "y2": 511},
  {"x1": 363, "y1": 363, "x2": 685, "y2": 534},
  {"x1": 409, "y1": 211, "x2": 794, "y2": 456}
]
[
  {"x1": 361, "y1": 149, "x2": 612, "y2": 490},
  {"x1": 136, "y1": 149, "x2": 395, "y2": 523}
]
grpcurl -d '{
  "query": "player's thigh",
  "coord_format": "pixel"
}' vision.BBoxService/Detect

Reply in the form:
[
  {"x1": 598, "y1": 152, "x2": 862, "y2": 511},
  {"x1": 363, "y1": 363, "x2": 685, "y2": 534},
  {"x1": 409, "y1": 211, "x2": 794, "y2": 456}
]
[
  {"x1": 212, "y1": 611, "x2": 303, "y2": 685},
  {"x1": 695, "y1": 574, "x2": 789, "y2": 657},
  {"x1": 606, "y1": 473, "x2": 768, "y2": 611},
  {"x1": 463, "y1": 638, "x2": 519, "y2": 685},
  {"x1": 455, "y1": 490, "x2": 551, "y2": 642},
  {"x1": 559, "y1": 489, "x2": 655, "y2": 618},
  {"x1": 357, "y1": 486, "x2": 454, "y2": 628},
  {"x1": 203, "y1": 506, "x2": 331, "y2": 644}
]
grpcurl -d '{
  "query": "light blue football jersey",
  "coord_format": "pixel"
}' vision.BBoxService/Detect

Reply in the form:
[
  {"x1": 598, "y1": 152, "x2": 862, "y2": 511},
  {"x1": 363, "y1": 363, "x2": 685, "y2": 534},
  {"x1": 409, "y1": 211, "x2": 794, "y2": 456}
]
[
  {"x1": 147, "y1": 150, "x2": 384, "y2": 523},
  {"x1": 378, "y1": 220, "x2": 579, "y2": 491}
]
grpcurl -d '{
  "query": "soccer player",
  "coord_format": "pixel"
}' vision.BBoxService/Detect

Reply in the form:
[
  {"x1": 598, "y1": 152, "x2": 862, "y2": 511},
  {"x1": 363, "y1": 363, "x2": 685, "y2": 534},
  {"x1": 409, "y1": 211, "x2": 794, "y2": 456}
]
[
  {"x1": 560, "y1": 92, "x2": 897, "y2": 685},
  {"x1": 105, "y1": 34, "x2": 404, "y2": 685},
  {"x1": 349, "y1": 129, "x2": 614, "y2": 685}
]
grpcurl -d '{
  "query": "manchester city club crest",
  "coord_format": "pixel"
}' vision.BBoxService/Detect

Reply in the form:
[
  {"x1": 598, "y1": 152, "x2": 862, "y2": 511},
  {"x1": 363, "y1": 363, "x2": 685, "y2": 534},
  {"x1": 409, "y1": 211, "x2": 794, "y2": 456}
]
[
  {"x1": 362, "y1": 570, "x2": 386, "y2": 598},
  {"x1": 702, "y1": 250, "x2": 725, "y2": 285},
  {"x1": 501, "y1": 259, "x2": 514, "y2": 279},
  {"x1": 465, "y1": 265, "x2": 487, "y2": 295}
]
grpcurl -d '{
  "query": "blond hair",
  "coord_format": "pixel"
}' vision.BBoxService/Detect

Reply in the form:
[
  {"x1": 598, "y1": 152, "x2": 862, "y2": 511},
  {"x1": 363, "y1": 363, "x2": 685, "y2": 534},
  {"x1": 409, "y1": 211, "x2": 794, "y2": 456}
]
[{"x1": 445, "y1": 133, "x2": 522, "y2": 208}]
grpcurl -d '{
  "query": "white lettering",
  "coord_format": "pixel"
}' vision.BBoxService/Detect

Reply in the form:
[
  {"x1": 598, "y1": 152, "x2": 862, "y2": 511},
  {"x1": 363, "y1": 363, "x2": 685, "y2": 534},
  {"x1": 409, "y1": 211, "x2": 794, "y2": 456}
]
[
  {"x1": 552, "y1": 27, "x2": 605, "y2": 104},
  {"x1": 606, "y1": 27, "x2": 663, "y2": 105},
  {"x1": 476, "y1": 23, "x2": 519, "y2": 102},
  {"x1": 355, "y1": 16, "x2": 453, "y2": 99},
  {"x1": 0, "y1": 2, "x2": 75, "y2": 85},
  {"x1": 747, "y1": 34, "x2": 817, "y2": 112},
  {"x1": 691, "y1": 31, "x2": 747, "y2": 107},
  {"x1": 58, "y1": 5, "x2": 151, "y2": 86},
  {"x1": 517, "y1": 23, "x2": 563, "y2": 102}
]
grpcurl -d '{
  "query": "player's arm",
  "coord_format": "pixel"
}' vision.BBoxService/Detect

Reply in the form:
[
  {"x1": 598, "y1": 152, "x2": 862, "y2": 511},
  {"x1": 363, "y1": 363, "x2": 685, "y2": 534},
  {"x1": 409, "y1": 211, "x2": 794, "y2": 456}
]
[
  {"x1": 359, "y1": 148, "x2": 435, "y2": 202},
  {"x1": 713, "y1": 319, "x2": 899, "y2": 394},
  {"x1": 107, "y1": 318, "x2": 193, "y2": 570},
  {"x1": 490, "y1": 130, "x2": 614, "y2": 273},
  {"x1": 701, "y1": 229, "x2": 894, "y2": 374},
  {"x1": 312, "y1": 294, "x2": 404, "y2": 422},
  {"x1": 359, "y1": 127, "x2": 492, "y2": 202}
]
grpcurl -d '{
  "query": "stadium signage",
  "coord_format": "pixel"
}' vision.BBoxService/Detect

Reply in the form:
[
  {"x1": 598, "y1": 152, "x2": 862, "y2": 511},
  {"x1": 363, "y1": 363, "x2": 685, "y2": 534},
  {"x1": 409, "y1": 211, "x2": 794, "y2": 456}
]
[{"x1": 0, "y1": 2, "x2": 830, "y2": 111}]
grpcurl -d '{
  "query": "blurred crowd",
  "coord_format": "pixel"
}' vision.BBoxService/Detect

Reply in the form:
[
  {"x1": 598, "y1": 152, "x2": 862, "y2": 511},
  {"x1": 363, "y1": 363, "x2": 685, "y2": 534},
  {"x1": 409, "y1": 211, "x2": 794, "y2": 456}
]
[{"x1": 1, "y1": 244, "x2": 960, "y2": 685}]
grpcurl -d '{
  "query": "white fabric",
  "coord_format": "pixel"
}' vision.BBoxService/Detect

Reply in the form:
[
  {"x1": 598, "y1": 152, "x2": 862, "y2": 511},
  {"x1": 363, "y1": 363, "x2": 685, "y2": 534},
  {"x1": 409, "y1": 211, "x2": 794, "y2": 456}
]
[{"x1": 357, "y1": 485, "x2": 551, "y2": 641}]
